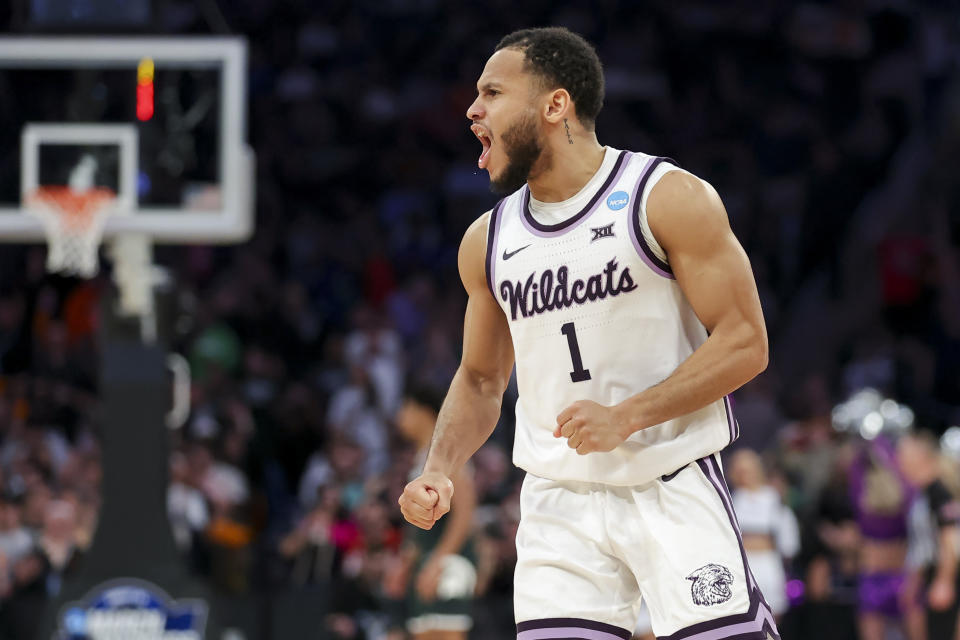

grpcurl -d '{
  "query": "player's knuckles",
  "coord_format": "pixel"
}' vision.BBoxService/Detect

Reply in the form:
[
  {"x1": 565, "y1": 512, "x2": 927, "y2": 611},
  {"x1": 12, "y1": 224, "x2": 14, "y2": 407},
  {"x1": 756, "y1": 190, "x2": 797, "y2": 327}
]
[
  {"x1": 400, "y1": 484, "x2": 420, "y2": 503},
  {"x1": 409, "y1": 502, "x2": 431, "y2": 517},
  {"x1": 408, "y1": 515, "x2": 433, "y2": 530},
  {"x1": 407, "y1": 491, "x2": 433, "y2": 508},
  {"x1": 402, "y1": 500, "x2": 430, "y2": 519}
]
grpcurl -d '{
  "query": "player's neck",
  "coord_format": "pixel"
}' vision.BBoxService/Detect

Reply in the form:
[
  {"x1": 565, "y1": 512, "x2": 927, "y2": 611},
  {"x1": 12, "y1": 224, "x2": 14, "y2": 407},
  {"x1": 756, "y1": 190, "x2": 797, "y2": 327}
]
[{"x1": 526, "y1": 134, "x2": 605, "y2": 203}]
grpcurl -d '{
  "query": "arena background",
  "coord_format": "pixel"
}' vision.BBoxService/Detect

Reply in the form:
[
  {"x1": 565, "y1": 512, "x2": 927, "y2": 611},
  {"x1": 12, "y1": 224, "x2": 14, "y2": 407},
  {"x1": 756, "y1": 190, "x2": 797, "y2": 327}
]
[{"x1": 0, "y1": 1, "x2": 958, "y2": 639}]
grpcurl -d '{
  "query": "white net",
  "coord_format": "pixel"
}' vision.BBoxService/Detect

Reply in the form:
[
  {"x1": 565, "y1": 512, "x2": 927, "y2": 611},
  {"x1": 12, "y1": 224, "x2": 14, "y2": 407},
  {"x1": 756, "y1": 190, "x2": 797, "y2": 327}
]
[{"x1": 26, "y1": 186, "x2": 115, "y2": 278}]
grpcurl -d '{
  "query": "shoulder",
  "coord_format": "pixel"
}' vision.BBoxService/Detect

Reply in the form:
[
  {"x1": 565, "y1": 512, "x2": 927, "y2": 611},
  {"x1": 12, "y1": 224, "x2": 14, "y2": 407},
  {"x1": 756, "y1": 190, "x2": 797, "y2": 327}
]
[
  {"x1": 458, "y1": 208, "x2": 495, "y2": 293},
  {"x1": 645, "y1": 169, "x2": 730, "y2": 253},
  {"x1": 647, "y1": 169, "x2": 724, "y2": 221}
]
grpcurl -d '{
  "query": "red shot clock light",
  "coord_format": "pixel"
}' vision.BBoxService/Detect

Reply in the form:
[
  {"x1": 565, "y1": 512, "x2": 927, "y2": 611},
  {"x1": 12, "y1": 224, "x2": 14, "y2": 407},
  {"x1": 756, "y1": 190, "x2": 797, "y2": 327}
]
[{"x1": 136, "y1": 58, "x2": 154, "y2": 121}]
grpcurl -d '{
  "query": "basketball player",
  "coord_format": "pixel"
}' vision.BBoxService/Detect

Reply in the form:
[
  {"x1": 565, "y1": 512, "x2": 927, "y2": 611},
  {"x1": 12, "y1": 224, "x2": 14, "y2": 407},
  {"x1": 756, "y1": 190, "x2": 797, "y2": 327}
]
[
  {"x1": 395, "y1": 386, "x2": 477, "y2": 640},
  {"x1": 398, "y1": 27, "x2": 779, "y2": 640}
]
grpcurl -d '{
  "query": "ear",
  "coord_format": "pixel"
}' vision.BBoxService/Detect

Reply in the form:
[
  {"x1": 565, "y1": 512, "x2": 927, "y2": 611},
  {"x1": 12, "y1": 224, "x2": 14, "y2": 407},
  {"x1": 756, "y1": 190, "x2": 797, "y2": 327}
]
[{"x1": 542, "y1": 88, "x2": 573, "y2": 125}]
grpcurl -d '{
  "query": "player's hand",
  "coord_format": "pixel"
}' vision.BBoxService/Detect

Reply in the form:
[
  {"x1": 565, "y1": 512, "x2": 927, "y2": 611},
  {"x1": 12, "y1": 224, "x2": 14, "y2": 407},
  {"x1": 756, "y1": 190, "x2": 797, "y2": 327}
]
[
  {"x1": 554, "y1": 400, "x2": 630, "y2": 455},
  {"x1": 929, "y1": 576, "x2": 955, "y2": 611},
  {"x1": 398, "y1": 472, "x2": 454, "y2": 530},
  {"x1": 415, "y1": 556, "x2": 444, "y2": 602}
]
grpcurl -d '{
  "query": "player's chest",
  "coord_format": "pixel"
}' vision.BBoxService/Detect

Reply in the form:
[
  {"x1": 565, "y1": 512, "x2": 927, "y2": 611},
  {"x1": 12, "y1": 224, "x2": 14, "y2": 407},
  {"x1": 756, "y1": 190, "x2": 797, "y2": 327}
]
[{"x1": 493, "y1": 209, "x2": 645, "y2": 323}]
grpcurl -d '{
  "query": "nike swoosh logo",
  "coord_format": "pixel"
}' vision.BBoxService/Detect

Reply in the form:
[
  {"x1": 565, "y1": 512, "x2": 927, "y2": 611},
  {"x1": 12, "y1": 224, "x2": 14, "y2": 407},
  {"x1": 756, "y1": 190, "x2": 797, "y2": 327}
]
[{"x1": 502, "y1": 245, "x2": 531, "y2": 260}]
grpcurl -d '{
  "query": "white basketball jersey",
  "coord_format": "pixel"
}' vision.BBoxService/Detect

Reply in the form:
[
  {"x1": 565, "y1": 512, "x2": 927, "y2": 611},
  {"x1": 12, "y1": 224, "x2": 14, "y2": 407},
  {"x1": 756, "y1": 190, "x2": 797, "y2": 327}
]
[{"x1": 485, "y1": 147, "x2": 738, "y2": 486}]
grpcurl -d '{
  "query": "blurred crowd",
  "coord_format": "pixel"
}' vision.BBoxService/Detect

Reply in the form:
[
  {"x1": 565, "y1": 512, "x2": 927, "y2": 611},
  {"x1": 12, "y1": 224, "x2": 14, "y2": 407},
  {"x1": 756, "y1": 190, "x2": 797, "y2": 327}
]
[{"x1": 1, "y1": 1, "x2": 960, "y2": 639}]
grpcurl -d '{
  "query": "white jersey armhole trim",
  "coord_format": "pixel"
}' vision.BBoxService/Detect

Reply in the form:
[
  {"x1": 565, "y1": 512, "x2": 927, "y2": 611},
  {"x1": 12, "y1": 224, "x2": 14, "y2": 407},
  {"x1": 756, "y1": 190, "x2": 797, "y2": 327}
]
[{"x1": 638, "y1": 163, "x2": 691, "y2": 264}]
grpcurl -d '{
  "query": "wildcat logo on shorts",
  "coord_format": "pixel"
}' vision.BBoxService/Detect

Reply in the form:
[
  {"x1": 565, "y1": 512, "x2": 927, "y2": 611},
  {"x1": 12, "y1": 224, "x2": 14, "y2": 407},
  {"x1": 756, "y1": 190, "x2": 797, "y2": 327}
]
[{"x1": 687, "y1": 563, "x2": 734, "y2": 606}]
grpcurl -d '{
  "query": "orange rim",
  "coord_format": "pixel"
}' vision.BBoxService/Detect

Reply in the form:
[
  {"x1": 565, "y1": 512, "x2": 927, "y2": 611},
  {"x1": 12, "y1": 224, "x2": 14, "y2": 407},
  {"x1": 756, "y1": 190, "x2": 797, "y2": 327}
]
[{"x1": 28, "y1": 186, "x2": 115, "y2": 231}]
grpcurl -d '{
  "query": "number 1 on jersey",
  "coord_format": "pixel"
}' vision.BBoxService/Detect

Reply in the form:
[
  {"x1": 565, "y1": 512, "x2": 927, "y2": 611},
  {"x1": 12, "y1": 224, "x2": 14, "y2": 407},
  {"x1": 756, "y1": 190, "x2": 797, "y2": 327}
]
[{"x1": 560, "y1": 322, "x2": 592, "y2": 382}]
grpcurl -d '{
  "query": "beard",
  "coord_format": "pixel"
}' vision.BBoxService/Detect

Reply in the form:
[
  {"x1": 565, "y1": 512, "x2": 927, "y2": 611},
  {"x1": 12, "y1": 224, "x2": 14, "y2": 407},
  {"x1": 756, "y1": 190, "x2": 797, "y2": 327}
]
[{"x1": 489, "y1": 110, "x2": 547, "y2": 195}]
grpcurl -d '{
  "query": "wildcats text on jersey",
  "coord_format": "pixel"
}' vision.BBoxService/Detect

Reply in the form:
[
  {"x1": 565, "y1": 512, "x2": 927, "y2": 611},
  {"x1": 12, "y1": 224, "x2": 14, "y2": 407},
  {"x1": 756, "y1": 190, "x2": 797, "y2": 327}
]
[{"x1": 499, "y1": 259, "x2": 637, "y2": 321}]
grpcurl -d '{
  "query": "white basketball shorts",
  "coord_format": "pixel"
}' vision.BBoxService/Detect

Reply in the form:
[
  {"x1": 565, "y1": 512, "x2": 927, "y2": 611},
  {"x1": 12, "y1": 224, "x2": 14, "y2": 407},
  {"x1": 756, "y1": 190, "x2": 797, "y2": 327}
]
[{"x1": 514, "y1": 454, "x2": 780, "y2": 640}]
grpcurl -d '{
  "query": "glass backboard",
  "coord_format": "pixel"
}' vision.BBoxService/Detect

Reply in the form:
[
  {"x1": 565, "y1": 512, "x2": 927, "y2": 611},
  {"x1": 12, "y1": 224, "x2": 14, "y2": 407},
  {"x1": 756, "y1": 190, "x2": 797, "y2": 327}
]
[{"x1": 0, "y1": 37, "x2": 252, "y2": 243}]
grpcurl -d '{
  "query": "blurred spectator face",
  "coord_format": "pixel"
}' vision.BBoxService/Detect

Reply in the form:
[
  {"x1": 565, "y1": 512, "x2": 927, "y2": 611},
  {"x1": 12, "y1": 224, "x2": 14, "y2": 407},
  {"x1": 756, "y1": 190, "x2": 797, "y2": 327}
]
[
  {"x1": 23, "y1": 485, "x2": 51, "y2": 529},
  {"x1": 43, "y1": 500, "x2": 76, "y2": 544},
  {"x1": 465, "y1": 48, "x2": 553, "y2": 194},
  {"x1": 347, "y1": 365, "x2": 369, "y2": 388},
  {"x1": 897, "y1": 435, "x2": 937, "y2": 487},
  {"x1": 186, "y1": 443, "x2": 213, "y2": 480},
  {"x1": 730, "y1": 449, "x2": 766, "y2": 489},
  {"x1": 170, "y1": 451, "x2": 189, "y2": 484},
  {"x1": 0, "y1": 501, "x2": 22, "y2": 530},
  {"x1": 329, "y1": 438, "x2": 365, "y2": 480},
  {"x1": 394, "y1": 398, "x2": 434, "y2": 444},
  {"x1": 355, "y1": 499, "x2": 390, "y2": 546},
  {"x1": 316, "y1": 485, "x2": 341, "y2": 514},
  {"x1": 222, "y1": 429, "x2": 248, "y2": 465},
  {"x1": 79, "y1": 455, "x2": 102, "y2": 493}
]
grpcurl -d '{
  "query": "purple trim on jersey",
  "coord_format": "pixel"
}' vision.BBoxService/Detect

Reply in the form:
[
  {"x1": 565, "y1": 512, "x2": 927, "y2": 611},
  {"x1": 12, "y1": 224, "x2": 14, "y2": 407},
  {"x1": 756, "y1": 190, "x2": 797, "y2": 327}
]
[
  {"x1": 628, "y1": 157, "x2": 678, "y2": 279},
  {"x1": 723, "y1": 395, "x2": 739, "y2": 444},
  {"x1": 516, "y1": 618, "x2": 631, "y2": 640},
  {"x1": 485, "y1": 199, "x2": 506, "y2": 299},
  {"x1": 657, "y1": 591, "x2": 780, "y2": 640},
  {"x1": 519, "y1": 150, "x2": 630, "y2": 238}
]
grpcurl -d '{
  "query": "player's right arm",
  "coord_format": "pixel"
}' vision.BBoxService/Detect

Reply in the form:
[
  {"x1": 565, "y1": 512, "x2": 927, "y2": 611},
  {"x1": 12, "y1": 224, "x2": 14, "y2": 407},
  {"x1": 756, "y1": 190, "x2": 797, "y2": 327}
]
[{"x1": 399, "y1": 211, "x2": 515, "y2": 531}]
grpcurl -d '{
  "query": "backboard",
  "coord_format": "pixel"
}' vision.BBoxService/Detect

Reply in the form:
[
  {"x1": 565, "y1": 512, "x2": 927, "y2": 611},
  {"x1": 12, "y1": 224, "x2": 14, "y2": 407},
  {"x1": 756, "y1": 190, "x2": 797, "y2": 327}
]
[{"x1": 0, "y1": 37, "x2": 252, "y2": 243}]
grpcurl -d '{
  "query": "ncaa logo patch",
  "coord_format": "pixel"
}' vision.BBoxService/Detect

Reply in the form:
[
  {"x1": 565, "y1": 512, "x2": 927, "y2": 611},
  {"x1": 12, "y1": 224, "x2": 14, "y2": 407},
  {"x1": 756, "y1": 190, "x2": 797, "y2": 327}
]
[
  {"x1": 687, "y1": 563, "x2": 734, "y2": 606},
  {"x1": 606, "y1": 190, "x2": 629, "y2": 211}
]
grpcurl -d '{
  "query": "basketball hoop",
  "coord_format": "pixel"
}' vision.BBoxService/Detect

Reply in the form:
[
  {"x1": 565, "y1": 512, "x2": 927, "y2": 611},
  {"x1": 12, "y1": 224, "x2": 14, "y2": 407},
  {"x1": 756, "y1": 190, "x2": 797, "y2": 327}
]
[{"x1": 26, "y1": 185, "x2": 115, "y2": 278}]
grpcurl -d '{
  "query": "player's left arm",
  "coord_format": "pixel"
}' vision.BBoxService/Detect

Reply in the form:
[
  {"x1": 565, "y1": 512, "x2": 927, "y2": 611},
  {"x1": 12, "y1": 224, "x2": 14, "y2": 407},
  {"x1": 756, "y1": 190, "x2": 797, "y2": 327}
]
[{"x1": 557, "y1": 171, "x2": 767, "y2": 454}]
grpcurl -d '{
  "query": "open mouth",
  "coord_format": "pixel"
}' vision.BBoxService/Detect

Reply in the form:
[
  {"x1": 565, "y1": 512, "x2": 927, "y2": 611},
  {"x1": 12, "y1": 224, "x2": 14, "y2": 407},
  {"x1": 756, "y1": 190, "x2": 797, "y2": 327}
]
[{"x1": 471, "y1": 124, "x2": 493, "y2": 169}]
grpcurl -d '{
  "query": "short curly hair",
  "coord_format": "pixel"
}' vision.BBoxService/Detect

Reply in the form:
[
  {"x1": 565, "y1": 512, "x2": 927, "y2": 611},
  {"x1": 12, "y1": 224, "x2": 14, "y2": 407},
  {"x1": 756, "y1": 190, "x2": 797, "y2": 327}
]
[{"x1": 496, "y1": 27, "x2": 604, "y2": 128}]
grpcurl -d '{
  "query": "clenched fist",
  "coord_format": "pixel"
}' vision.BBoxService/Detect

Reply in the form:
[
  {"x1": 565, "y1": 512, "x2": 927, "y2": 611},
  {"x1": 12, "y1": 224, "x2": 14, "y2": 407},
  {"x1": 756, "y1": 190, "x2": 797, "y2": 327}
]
[
  {"x1": 554, "y1": 399, "x2": 631, "y2": 454},
  {"x1": 399, "y1": 471, "x2": 454, "y2": 530}
]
